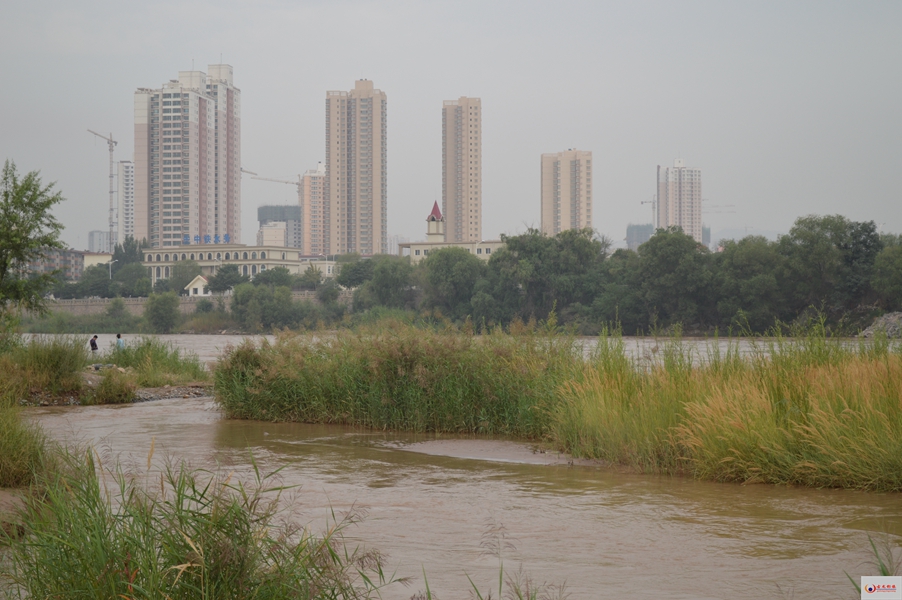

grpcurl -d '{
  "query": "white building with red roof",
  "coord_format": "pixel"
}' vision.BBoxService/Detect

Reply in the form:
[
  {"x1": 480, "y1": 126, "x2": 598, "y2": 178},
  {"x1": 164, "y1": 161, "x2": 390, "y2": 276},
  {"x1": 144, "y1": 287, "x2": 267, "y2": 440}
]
[{"x1": 397, "y1": 202, "x2": 503, "y2": 264}]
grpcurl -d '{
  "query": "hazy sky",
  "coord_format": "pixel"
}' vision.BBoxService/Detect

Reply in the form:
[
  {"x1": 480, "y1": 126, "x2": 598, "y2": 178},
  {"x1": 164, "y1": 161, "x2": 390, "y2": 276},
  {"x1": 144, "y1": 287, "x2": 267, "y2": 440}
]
[{"x1": 2, "y1": 0, "x2": 899, "y2": 250}]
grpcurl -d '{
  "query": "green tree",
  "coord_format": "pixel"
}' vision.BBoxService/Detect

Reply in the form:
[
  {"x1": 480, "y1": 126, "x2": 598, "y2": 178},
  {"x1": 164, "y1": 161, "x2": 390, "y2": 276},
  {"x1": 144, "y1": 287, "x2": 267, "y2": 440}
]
[
  {"x1": 714, "y1": 236, "x2": 788, "y2": 332},
  {"x1": 144, "y1": 292, "x2": 180, "y2": 333},
  {"x1": 873, "y1": 245, "x2": 902, "y2": 311},
  {"x1": 110, "y1": 235, "x2": 148, "y2": 276},
  {"x1": 113, "y1": 263, "x2": 152, "y2": 297},
  {"x1": 78, "y1": 265, "x2": 112, "y2": 298},
  {"x1": 421, "y1": 247, "x2": 487, "y2": 320},
  {"x1": 0, "y1": 160, "x2": 65, "y2": 316},
  {"x1": 206, "y1": 264, "x2": 248, "y2": 295},
  {"x1": 778, "y1": 215, "x2": 883, "y2": 314},
  {"x1": 637, "y1": 227, "x2": 713, "y2": 328},
  {"x1": 252, "y1": 266, "x2": 293, "y2": 289},
  {"x1": 297, "y1": 265, "x2": 323, "y2": 290},
  {"x1": 316, "y1": 278, "x2": 340, "y2": 304},
  {"x1": 335, "y1": 257, "x2": 374, "y2": 288},
  {"x1": 590, "y1": 248, "x2": 645, "y2": 333},
  {"x1": 368, "y1": 256, "x2": 413, "y2": 308},
  {"x1": 169, "y1": 260, "x2": 202, "y2": 296}
]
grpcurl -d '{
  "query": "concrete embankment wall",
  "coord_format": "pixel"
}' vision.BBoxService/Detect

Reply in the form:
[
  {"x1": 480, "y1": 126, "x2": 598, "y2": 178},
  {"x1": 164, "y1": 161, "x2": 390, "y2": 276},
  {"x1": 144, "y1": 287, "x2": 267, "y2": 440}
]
[{"x1": 48, "y1": 291, "x2": 352, "y2": 317}]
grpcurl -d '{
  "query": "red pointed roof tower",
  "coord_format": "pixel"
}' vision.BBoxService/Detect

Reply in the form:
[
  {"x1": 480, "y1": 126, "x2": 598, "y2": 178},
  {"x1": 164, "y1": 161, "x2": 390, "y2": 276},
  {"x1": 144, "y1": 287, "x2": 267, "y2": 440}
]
[{"x1": 426, "y1": 201, "x2": 445, "y2": 242}]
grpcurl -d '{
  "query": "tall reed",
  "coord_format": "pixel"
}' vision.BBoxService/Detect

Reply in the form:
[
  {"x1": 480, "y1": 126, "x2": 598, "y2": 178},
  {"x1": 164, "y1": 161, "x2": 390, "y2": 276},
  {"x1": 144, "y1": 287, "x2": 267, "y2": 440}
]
[
  {"x1": 553, "y1": 328, "x2": 902, "y2": 491},
  {"x1": 214, "y1": 320, "x2": 581, "y2": 437},
  {"x1": 0, "y1": 448, "x2": 403, "y2": 599}
]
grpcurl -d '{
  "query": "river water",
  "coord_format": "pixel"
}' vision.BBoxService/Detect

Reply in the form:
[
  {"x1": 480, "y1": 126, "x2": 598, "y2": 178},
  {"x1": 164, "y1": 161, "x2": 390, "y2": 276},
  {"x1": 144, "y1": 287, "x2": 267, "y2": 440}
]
[{"x1": 27, "y1": 334, "x2": 902, "y2": 599}]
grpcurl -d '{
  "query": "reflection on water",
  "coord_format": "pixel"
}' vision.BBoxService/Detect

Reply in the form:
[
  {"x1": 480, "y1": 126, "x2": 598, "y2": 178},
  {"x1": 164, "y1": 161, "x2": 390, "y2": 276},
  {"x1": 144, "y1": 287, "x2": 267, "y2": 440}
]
[{"x1": 29, "y1": 397, "x2": 901, "y2": 600}]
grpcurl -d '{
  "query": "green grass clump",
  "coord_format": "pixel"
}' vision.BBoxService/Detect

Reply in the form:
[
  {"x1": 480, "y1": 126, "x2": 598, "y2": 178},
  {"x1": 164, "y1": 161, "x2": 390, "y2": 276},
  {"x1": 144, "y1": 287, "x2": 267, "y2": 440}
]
[
  {"x1": 553, "y1": 327, "x2": 902, "y2": 491},
  {"x1": 1, "y1": 336, "x2": 88, "y2": 395},
  {"x1": 0, "y1": 404, "x2": 46, "y2": 488},
  {"x1": 107, "y1": 337, "x2": 207, "y2": 387},
  {"x1": 214, "y1": 319, "x2": 581, "y2": 437},
  {"x1": 87, "y1": 369, "x2": 137, "y2": 405},
  {"x1": 0, "y1": 449, "x2": 401, "y2": 599}
]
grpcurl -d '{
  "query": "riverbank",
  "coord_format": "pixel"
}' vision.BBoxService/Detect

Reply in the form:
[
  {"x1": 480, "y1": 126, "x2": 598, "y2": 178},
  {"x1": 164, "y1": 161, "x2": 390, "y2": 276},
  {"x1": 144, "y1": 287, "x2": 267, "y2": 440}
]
[
  {"x1": 17, "y1": 396, "x2": 899, "y2": 599},
  {"x1": 214, "y1": 321, "x2": 902, "y2": 492}
]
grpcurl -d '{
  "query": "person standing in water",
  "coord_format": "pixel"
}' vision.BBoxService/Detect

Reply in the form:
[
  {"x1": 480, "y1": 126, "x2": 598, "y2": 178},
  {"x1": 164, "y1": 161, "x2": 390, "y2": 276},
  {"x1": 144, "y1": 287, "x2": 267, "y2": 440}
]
[
  {"x1": 116, "y1": 333, "x2": 125, "y2": 350},
  {"x1": 89, "y1": 335, "x2": 98, "y2": 355}
]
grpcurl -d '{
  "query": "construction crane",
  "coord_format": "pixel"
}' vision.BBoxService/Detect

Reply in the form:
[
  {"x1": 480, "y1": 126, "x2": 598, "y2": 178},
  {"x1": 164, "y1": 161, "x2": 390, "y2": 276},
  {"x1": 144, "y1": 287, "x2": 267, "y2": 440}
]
[
  {"x1": 640, "y1": 195, "x2": 657, "y2": 228},
  {"x1": 87, "y1": 129, "x2": 117, "y2": 253},
  {"x1": 240, "y1": 168, "x2": 258, "y2": 176},
  {"x1": 251, "y1": 174, "x2": 304, "y2": 248},
  {"x1": 251, "y1": 174, "x2": 302, "y2": 199}
]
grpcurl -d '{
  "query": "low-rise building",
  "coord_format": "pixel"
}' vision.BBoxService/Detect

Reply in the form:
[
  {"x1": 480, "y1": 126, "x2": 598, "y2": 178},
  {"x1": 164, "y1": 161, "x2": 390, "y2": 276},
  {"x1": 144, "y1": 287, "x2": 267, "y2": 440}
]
[
  {"x1": 27, "y1": 248, "x2": 86, "y2": 282},
  {"x1": 184, "y1": 275, "x2": 211, "y2": 297},
  {"x1": 142, "y1": 244, "x2": 338, "y2": 285},
  {"x1": 397, "y1": 203, "x2": 503, "y2": 265}
]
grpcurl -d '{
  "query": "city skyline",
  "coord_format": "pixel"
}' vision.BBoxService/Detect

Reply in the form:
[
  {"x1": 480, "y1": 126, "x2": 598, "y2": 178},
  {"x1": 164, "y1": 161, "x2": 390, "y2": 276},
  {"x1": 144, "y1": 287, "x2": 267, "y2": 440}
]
[{"x1": 1, "y1": 1, "x2": 899, "y2": 251}]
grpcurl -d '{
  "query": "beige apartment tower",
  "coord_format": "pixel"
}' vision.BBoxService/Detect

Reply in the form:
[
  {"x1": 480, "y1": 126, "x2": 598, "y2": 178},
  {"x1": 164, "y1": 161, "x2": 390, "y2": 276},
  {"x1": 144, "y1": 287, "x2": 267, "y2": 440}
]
[
  {"x1": 324, "y1": 80, "x2": 387, "y2": 255},
  {"x1": 300, "y1": 162, "x2": 326, "y2": 255},
  {"x1": 657, "y1": 159, "x2": 702, "y2": 243},
  {"x1": 540, "y1": 149, "x2": 593, "y2": 236},
  {"x1": 442, "y1": 97, "x2": 482, "y2": 242},
  {"x1": 134, "y1": 64, "x2": 241, "y2": 248}
]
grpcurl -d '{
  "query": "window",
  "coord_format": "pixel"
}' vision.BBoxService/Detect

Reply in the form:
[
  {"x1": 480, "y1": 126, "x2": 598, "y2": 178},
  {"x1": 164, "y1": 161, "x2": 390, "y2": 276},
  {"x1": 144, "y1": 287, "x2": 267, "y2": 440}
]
[
  {"x1": 260, "y1": 252, "x2": 266, "y2": 259},
  {"x1": 243, "y1": 252, "x2": 248, "y2": 260},
  {"x1": 251, "y1": 252, "x2": 257, "y2": 260},
  {"x1": 486, "y1": 248, "x2": 491, "y2": 254},
  {"x1": 193, "y1": 288, "x2": 198, "y2": 295},
  {"x1": 225, "y1": 252, "x2": 230, "y2": 260},
  {"x1": 190, "y1": 253, "x2": 195, "y2": 260}
]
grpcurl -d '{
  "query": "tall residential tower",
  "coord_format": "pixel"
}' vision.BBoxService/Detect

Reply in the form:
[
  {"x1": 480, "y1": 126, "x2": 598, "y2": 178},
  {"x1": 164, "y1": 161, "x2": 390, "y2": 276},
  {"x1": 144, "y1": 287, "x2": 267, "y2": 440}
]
[
  {"x1": 540, "y1": 149, "x2": 593, "y2": 236},
  {"x1": 134, "y1": 64, "x2": 241, "y2": 248},
  {"x1": 300, "y1": 162, "x2": 326, "y2": 255},
  {"x1": 442, "y1": 97, "x2": 482, "y2": 242},
  {"x1": 116, "y1": 160, "x2": 134, "y2": 244},
  {"x1": 656, "y1": 159, "x2": 702, "y2": 244},
  {"x1": 324, "y1": 80, "x2": 387, "y2": 255}
]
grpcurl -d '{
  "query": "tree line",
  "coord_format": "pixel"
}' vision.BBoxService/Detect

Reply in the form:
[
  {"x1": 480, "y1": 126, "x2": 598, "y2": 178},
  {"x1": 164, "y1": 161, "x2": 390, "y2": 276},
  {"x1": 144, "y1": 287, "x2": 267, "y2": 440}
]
[{"x1": 335, "y1": 215, "x2": 901, "y2": 335}]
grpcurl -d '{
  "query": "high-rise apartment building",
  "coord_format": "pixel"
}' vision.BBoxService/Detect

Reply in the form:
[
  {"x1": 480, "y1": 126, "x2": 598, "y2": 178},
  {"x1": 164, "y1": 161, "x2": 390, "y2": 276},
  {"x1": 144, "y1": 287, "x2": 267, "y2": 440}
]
[
  {"x1": 442, "y1": 97, "x2": 482, "y2": 242},
  {"x1": 324, "y1": 80, "x2": 387, "y2": 255},
  {"x1": 657, "y1": 159, "x2": 702, "y2": 244},
  {"x1": 134, "y1": 64, "x2": 241, "y2": 248},
  {"x1": 117, "y1": 160, "x2": 134, "y2": 244},
  {"x1": 300, "y1": 162, "x2": 326, "y2": 255},
  {"x1": 540, "y1": 149, "x2": 593, "y2": 236},
  {"x1": 88, "y1": 230, "x2": 111, "y2": 254}
]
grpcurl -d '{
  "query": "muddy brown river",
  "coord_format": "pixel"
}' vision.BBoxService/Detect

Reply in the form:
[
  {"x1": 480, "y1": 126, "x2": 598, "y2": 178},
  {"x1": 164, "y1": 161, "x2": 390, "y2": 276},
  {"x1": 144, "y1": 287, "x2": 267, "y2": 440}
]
[{"x1": 27, "y1": 334, "x2": 902, "y2": 599}]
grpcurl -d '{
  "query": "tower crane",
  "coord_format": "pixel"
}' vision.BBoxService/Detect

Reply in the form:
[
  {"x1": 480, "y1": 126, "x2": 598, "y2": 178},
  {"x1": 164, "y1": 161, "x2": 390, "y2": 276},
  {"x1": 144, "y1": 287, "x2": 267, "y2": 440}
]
[
  {"x1": 251, "y1": 174, "x2": 303, "y2": 202},
  {"x1": 640, "y1": 195, "x2": 657, "y2": 228},
  {"x1": 87, "y1": 129, "x2": 117, "y2": 253},
  {"x1": 251, "y1": 174, "x2": 304, "y2": 247}
]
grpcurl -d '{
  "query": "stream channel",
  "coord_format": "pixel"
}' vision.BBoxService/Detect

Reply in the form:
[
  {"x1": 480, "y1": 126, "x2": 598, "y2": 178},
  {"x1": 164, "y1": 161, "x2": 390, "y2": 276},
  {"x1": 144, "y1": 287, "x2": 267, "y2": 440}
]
[{"x1": 28, "y1": 334, "x2": 902, "y2": 599}]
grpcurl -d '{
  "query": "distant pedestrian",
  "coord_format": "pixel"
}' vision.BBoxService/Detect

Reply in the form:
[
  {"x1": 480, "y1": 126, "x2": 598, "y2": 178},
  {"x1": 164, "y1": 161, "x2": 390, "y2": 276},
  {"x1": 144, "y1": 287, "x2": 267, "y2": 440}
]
[
  {"x1": 89, "y1": 335, "x2": 98, "y2": 354},
  {"x1": 116, "y1": 333, "x2": 125, "y2": 350}
]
